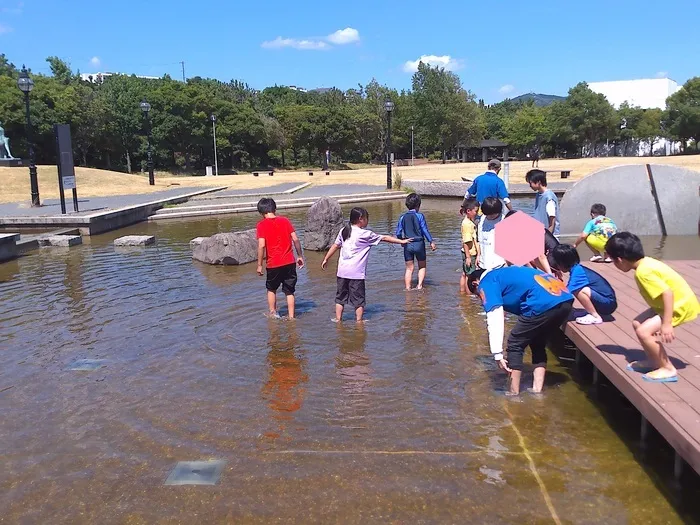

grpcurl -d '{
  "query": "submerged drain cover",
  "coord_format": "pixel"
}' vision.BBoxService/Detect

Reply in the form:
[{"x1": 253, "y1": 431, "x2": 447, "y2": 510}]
[
  {"x1": 66, "y1": 359, "x2": 106, "y2": 371},
  {"x1": 164, "y1": 460, "x2": 226, "y2": 486}
]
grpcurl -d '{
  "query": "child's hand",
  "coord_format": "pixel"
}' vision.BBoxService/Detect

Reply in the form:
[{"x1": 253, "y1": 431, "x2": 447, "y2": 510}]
[
  {"x1": 256, "y1": 265, "x2": 263, "y2": 276},
  {"x1": 465, "y1": 256, "x2": 472, "y2": 267},
  {"x1": 400, "y1": 238, "x2": 414, "y2": 245},
  {"x1": 660, "y1": 323, "x2": 675, "y2": 343},
  {"x1": 296, "y1": 257, "x2": 305, "y2": 269},
  {"x1": 430, "y1": 242, "x2": 437, "y2": 251},
  {"x1": 498, "y1": 358, "x2": 512, "y2": 373},
  {"x1": 321, "y1": 259, "x2": 328, "y2": 270}
]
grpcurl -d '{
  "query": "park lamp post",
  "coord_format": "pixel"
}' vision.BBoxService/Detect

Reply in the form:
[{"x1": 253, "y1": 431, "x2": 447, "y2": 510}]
[
  {"x1": 385, "y1": 98, "x2": 394, "y2": 190},
  {"x1": 139, "y1": 100, "x2": 155, "y2": 185},
  {"x1": 17, "y1": 65, "x2": 39, "y2": 206},
  {"x1": 211, "y1": 114, "x2": 219, "y2": 176}
]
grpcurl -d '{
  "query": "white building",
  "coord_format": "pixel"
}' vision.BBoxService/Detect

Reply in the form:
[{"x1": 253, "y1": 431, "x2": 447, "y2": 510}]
[
  {"x1": 588, "y1": 78, "x2": 681, "y2": 110},
  {"x1": 80, "y1": 72, "x2": 161, "y2": 83}
]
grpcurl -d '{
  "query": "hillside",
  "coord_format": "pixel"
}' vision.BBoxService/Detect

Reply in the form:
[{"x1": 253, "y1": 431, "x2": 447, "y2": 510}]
[{"x1": 510, "y1": 92, "x2": 566, "y2": 106}]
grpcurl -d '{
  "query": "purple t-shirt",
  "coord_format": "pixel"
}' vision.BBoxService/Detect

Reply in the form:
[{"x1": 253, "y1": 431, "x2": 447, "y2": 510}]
[{"x1": 334, "y1": 226, "x2": 383, "y2": 280}]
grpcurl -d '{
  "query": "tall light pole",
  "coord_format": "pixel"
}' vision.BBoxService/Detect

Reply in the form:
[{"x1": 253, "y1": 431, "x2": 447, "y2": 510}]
[
  {"x1": 385, "y1": 99, "x2": 394, "y2": 190},
  {"x1": 211, "y1": 114, "x2": 218, "y2": 176},
  {"x1": 17, "y1": 66, "x2": 39, "y2": 206},
  {"x1": 411, "y1": 125, "x2": 414, "y2": 167},
  {"x1": 139, "y1": 100, "x2": 155, "y2": 185}
]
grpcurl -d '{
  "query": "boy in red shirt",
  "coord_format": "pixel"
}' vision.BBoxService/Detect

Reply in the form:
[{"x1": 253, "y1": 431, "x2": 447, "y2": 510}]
[{"x1": 256, "y1": 198, "x2": 305, "y2": 318}]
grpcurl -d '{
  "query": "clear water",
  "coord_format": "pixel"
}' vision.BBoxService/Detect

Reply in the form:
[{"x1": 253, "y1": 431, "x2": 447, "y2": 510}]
[{"x1": 0, "y1": 198, "x2": 698, "y2": 523}]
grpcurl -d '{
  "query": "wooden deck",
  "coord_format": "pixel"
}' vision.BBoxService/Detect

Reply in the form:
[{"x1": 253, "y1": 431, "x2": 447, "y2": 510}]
[{"x1": 564, "y1": 260, "x2": 700, "y2": 477}]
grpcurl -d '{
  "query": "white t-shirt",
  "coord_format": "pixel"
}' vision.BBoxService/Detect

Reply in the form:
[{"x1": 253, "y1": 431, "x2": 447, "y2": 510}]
[{"x1": 478, "y1": 215, "x2": 506, "y2": 270}]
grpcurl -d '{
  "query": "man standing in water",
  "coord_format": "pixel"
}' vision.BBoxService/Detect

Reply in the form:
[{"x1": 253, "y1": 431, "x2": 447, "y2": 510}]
[
  {"x1": 464, "y1": 159, "x2": 513, "y2": 213},
  {"x1": 468, "y1": 266, "x2": 573, "y2": 395}
]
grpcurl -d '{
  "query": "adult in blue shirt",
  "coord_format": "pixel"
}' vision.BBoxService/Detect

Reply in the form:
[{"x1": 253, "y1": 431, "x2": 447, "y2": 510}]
[
  {"x1": 468, "y1": 266, "x2": 574, "y2": 395},
  {"x1": 464, "y1": 159, "x2": 514, "y2": 212}
]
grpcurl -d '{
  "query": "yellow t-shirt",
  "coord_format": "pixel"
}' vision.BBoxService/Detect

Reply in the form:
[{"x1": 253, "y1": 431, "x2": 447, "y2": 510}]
[
  {"x1": 635, "y1": 257, "x2": 700, "y2": 326},
  {"x1": 461, "y1": 217, "x2": 478, "y2": 256}
]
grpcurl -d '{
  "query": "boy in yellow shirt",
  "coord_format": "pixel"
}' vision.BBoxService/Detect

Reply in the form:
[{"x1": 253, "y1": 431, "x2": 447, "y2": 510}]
[
  {"x1": 606, "y1": 232, "x2": 700, "y2": 382},
  {"x1": 459, "y1": 198, "x2": 480, "y2": 293}
]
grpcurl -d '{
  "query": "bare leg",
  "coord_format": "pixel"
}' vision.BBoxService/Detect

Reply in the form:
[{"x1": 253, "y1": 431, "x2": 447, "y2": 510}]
[
  {"x1": 286, "y1": 294, "x2": 295, "y2": 319},
  {"x1": 509, "y1": 370, "x2": 522, "y2": 395},
  {"x1": 575, "y1": 287, "x2": 602, "y2": 319},
  {"x1": 460, "y1": 272, "x2": 467, "y2": 293},
  {"x1": 404, "y1": 261, "x2": 414, "y2": 290},
  {"x1": 267, "y1": 291, "x2": 277, "y2": 315},
  {"x1": 335, "y1": 303, "x2": 344, "y2": 322},
  {"x1": 355, "y1": 306, "x2": 365, "y2": 322},
  {"x1": 532, "y1": 366, "x2": 546, "y2": 392},
  {"x1": 633, "y1": 312, "x2": 676, "y2": 377},
  {"x1": 416, "y1": 260, "x2": 427, "y2": 289}
]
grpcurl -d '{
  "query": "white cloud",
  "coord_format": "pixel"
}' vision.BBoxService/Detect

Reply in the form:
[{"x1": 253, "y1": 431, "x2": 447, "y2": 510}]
[
  {"x1": 327, "y1": 27, "x2": 360, "y2": 45},
  {"x1": 0, "y1": 23, "x2": 12, "y2": 35},
  {"x1": 402, "y1": 55, "x2": 463, "y2": 73},
  {"x1": 655, "y1": 71, "x2": 668, "y2": 78},
  {"x1": 498, "y1": 84, "x2": 515, "y2": 95},
  {"x1": 261, "y1": 36, "x2": 329, "y2": 50},
  {"x1": 90, "y1": 56, "x2": 101, "y2": 67}
]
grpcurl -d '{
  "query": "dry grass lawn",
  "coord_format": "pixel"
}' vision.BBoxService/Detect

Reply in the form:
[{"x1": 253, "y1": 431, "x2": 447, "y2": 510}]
[{"x1": 2, "y1": 156, "x2": 700, "y2": 204}]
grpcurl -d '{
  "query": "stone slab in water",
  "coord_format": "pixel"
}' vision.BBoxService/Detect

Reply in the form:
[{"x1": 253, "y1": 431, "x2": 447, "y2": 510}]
[
  {"x1": 650, "y1": 164, "x2": 700, "y2": 236},
  {"x1": 190, "y1": 237, "x2": 206, "y2": 248},
  {"x1": 304, "y1": 197, "x2": 345, "y2": 251},
  {"x1": 38, "y1": 235, "x2": 82, "y2": 247},
  {"x1": 192, "y1": 230, "x2": 257, "y2": 265},
  {"x1": 164, "y1": 460, "x2": 225, "y2": 486},
  {"x1": 114, "y1": 235, "x2": 155, "y2": 246},
  {"x1": 66, "y1": 359, "x2": 106, "y2": 371}
]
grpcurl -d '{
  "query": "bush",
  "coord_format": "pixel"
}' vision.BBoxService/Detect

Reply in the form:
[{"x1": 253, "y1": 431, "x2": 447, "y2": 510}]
[{"x1": 393, "y1": 170, "x2": 402, "y2": 189}]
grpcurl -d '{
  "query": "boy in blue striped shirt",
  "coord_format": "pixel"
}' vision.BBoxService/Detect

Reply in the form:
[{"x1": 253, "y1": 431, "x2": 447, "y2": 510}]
[{"x1": 396, "y1": 193, "x2": 436, "y2": 290}]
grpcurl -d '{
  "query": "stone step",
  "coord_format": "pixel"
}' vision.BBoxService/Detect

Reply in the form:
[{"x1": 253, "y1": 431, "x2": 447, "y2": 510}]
[{"x1": 149, "y1": 193, "x2": 406, "y2": 221}]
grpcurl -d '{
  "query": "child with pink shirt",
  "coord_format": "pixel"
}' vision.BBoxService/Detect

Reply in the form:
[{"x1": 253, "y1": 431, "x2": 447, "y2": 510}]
[{"x1": 322, "y1": 207, "x2": 411, "y2": 322}]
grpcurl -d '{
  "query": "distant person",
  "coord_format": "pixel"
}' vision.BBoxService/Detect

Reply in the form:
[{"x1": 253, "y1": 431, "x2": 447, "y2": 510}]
[
  {"x1": 468, "y1": 266, "x2": 574, "y2": 395},
  {"x1": 530, "y1": 145, "x2": 541, "y2": 168},
  {"x1": 322, "y1": 207, "x2": 410, "y2": 322},
  {"x1": 505, "y1": 210, "x2": 560, "y2": 277},
  {"x1": 256, "y1": 198, "x2": 305, "y2": 319},
  {"x1": 527, "y1": 169, "x2": 560, "y2": 237},
  {"x1": 573, "y1": 203, "x2": 618, "y2": 263},
  {"x1": 395, "y1": 193, "x2": 437, "y2": 290},
  {"x1": 477, "y1": 197, "x2": 506, "y2": 271},
  {"x1": 606, "y1": 232, "x2": 700, "y2": 383},
  {"x1": 465, "y1": 159, "x2": 514, "y2": 212},
  {"x1": 460, "y1": 198, "x2": 481, "y2": 293},
  {"x1": 550, "y1": 244, "x2": 617, "y2": 325}
]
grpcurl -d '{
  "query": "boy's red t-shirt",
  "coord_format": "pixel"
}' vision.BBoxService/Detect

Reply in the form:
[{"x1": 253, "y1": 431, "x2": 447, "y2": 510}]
[{"x1": 256, "y1": 216, "x2": 296, "y2": 268}]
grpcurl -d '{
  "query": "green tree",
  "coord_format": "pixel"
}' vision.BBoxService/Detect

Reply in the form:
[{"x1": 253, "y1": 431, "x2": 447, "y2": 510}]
[
  {"x1": 664, "y1": 77, "x2": 700, "y2": 151},
  {"x1": 636, "y1": 108, "x2": 664, "y2": 156},
  {"x1": 558, "y1": 82, "x2": 617, "y2": 156}
]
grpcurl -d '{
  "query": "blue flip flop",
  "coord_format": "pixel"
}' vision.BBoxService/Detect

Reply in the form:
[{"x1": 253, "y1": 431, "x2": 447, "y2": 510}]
[
  {"x1": 642, "y1": 374, "x2": 678, "y2": 383},
  {"x1": 626, "y1": 363, "x2": 654, "y2": 373}
]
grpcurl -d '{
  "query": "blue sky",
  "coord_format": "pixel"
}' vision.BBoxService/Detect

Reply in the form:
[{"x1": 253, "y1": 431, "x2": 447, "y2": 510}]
[{"x1": 1, "y1": 0, "x2": 698, "y2": 103}]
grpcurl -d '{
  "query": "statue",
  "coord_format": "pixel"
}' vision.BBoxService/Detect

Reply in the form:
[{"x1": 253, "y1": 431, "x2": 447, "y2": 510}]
[{"x1": 0, "y1": 122, "x2": 15, "y2": 160}]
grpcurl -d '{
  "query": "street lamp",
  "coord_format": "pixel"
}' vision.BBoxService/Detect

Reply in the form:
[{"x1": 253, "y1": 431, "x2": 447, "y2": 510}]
[
  {"x1": 139, "y1": 100, "x2": 155, "y2": 185},
  {"x1": 411, "y1": 125, "x2": 414, "y2": 167},
  {"x1": 385, "y1": 99, "x2": 394, "y2": 190},
  {"x1": 211, "y1": 114, "x2": 218, "y2": 176},
  {"x1": 17, "y1": 65, "x2": 39, "y2": 206}
]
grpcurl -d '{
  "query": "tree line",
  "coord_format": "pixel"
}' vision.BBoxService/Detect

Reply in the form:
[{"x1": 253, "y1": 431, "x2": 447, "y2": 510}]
[{"x1": 0, "y1": 53, "x2": 698, "y2": 175}]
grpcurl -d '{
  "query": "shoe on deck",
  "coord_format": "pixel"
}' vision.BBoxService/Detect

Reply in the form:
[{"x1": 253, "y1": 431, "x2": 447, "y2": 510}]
[
  {"x1": 590, "y1": 255, "x2": 603, "y2": 262},
  {"x1": 576, "y1": 314, "x2": 603, "y2": 325},
  {"x1": 642, "y1": 373, "x2": 678, "y2": 383}
]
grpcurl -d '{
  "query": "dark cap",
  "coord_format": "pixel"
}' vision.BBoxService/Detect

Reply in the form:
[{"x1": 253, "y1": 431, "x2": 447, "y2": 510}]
[{"x1": 487, "y1": 159, "x2": 502, "y2": 170}]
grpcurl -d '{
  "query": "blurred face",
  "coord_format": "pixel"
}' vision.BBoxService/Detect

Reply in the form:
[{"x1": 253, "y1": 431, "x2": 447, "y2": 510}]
[
  {"x1": 358, "y1": 214, "x2": 369, "y2": 228},
  {"x1": 466, "y1": 207, "x2": 478, "y2": 220},
  {"x1": 529, "y1": 181, "x2": 541, "y2": 192},
  {"x1": 612, "y1": 257, "x2": 634, "y2": 272}
]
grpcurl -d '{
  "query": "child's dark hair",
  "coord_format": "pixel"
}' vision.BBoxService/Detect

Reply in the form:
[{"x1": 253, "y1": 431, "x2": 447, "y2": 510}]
[
  {"x1": 605, "y1": 232, "x2": 645, "y2": 261},
  {"x1": 481, "y1": 197, "x2": 503, "y2": 216},
  {"x1": 461, "y1": 197, "x2": 479, "y2": 213},
  {"x1": 405, "y1": 193, "x2": 422, "y2": 210},
  {"x1": 550, "y1": 244, "x2": 580, "y2": 272},
  {"x1": 257, "y1": 197, "x2": 276, "y2": 215},
  {"x1": 526, "y1": 169, "x2": 547, "y2": 185},
  {"x1": 341, "y1": 207, "x2": 369, "y2": 241},
  {"x1": 590, "y1": 203, "x2": 606, "y2": 216},
  {"x1": 467, "y1": 269, "x2": 485, "y2": 294}
]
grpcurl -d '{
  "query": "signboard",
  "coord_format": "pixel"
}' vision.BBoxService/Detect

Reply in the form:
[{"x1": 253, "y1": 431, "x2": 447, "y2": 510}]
[
  {"x1": 205, "y1": 166, "x2": 213, "y2": 177},
  {"x1": 62, "y1": 175, "x2": 76, "y2": 190},
  {"x1": 503, "y1": 161, "x2": 510, "y2": 191}
]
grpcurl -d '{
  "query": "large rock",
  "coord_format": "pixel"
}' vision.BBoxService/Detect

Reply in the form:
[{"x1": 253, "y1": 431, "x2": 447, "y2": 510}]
[
  {"x1": 304, "y1": 197, "x2": 345, "y2": 251},
  {"x1": 192, "y1": 230, "x2": 257, "y2": 265}
]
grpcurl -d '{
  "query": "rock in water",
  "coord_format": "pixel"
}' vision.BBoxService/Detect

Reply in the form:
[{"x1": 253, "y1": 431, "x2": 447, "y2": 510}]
[
  {"x1": 192, "y1": 230, "x2": 257, "y2": 265},
  {"x1": 304, "y1": 197, "x2": 345, "y2": 251}
]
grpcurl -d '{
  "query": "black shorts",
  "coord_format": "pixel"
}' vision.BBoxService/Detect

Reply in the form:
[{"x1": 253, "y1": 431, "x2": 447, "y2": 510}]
[
  {"x1": 266, "y1": 263, "x2": 297, "y2": 295},
  {"x1": 403, "y1": 241, "x2": 427, "y2": 262},
  {"x1": 335, "y1": 277, "x2": 366, "y2": 308}
]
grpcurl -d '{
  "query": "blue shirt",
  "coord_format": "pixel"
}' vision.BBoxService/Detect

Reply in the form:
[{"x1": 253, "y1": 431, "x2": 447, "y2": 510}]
[
  {"x1": 478, "y1": 266, "x2": 573, "y2": 317},
  {"x1": 567, "y1": 263, "x2": 616, "y2": 300},
  {"x1": 466, "y1": 172, "x2": 509, "y2": 204},
  {"x1": 583, "y1": 216, "x2": 618, "y2": 238},
  {"x1": 533, "y1": 189, "x2": 560, "y2": 236},
  {"x1": 395, "y1": 210, "x2": 433, "y2": 243}
]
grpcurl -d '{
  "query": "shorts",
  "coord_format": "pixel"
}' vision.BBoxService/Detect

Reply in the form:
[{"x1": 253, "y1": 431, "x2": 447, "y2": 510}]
[
  {"x1": 265, "y1": 263, "x2": 297, "y2": 295},
  {"x1": 403, "y1": 241, "x2": 427, "y2": 262},
  {"x1": 461, "y1": 249, "x2": 477, "y2": 275},
  {"x1": 586, "y1": 234, "x2": 608, "y2": 253},
  {"x1": 590, "y1": 290, "x2": 617, "y2": 316},
  {"x1": 336, "y1": 277, "x2": 366, "y2": 308}
]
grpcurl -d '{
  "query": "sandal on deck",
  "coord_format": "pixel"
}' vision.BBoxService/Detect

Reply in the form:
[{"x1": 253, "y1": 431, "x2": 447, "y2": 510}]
[
  {"x1": 642, "y1": 373, "x2": 678, "y2": 383},
  {"x1": 576, "y1": 314, "x2": 603, "y2": 325},
  {"x1": 590, "y1": 255, "x2": 603, "y2": 262}
]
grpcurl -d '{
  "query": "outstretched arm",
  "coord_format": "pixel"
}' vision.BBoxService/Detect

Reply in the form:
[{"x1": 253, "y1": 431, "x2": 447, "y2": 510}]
[
  {"x1": 486, "y1": 306, "x2": 511, "y2": 372},
  {"x1": 381, "y1": 235, "x2": 411, "y2": 245},
  {"x1": 321, "y1": 244, "x2": 340, "y2": 269},
  {"x1": 417, "y1": 214, "x2": 435, "y2": 248}
]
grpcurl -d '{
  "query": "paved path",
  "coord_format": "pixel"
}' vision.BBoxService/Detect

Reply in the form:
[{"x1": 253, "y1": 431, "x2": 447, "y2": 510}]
[
  {"x1": 0, "y1": 187, "x2": 216, "y2": 217},
  {"x1": 196, "y1": 182, "x2": 301, "y2": 198}
]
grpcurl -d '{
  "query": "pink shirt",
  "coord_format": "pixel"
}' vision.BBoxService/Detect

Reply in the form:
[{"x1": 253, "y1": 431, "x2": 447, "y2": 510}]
[{"x1": 334, "y1": 226, "x2": 383, "y2": 280}]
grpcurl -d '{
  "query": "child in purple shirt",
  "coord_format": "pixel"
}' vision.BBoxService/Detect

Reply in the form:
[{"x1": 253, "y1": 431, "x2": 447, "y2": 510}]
[{"x1": 322, "y1": 207, "x2": 410, "y2": 322}]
